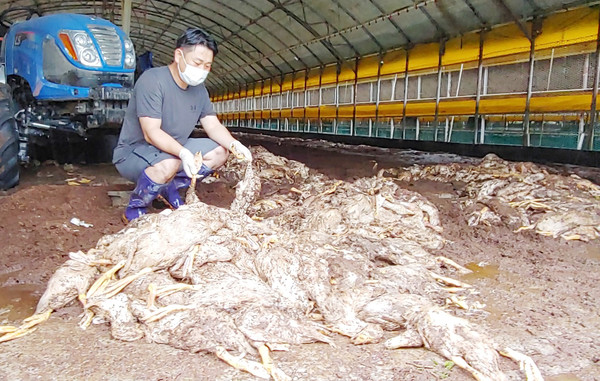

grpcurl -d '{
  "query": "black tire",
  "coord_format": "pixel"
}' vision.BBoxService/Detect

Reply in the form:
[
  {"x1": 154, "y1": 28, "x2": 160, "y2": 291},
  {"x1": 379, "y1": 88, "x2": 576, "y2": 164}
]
[{"x1": 0, "y1": 116, "x2": 19, "y2": 190}]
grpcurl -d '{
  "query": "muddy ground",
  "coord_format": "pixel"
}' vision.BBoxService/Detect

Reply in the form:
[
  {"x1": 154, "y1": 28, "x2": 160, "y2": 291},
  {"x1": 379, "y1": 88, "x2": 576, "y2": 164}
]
[{"x1": 0, "y1": 134, "x2": 599, "y2": 381}]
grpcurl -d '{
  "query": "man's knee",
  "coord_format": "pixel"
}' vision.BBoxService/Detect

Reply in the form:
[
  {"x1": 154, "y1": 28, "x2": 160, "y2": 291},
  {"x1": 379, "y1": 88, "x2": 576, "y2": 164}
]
[{"x1": 146, "y1": 158, "x2": 180, "y2": 183}]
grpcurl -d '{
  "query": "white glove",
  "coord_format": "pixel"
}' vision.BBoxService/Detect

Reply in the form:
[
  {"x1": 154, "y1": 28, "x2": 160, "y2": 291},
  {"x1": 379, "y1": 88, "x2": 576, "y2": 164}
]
[
  {"x1": 178, "y1": 147, "x2": 198, "y2": 178},
  {"x1": 229, "y1": 140, "x2": 252, "y2": 162}
]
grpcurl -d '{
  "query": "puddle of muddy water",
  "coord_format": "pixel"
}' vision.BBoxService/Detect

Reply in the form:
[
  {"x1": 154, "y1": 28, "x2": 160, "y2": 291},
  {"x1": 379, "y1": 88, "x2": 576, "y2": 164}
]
[
  {"x1": 0, "y1": 285, "x2": 38, "y2": 322},
  {"x1": 459, "y1": 263, "x2": 545, "y2": 324},
  {"x1": 462, "y1": 262, "x2": 501, "y2": 281},
  {"x1": 0, "y1": 274, "x2": 39, "y2": 322}
]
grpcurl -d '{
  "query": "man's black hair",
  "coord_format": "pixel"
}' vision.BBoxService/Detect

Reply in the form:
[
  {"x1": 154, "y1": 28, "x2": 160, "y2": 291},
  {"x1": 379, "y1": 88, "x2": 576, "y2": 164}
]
[{"x1": 176, "y1": 27, "x2": 218, "y2": 56}]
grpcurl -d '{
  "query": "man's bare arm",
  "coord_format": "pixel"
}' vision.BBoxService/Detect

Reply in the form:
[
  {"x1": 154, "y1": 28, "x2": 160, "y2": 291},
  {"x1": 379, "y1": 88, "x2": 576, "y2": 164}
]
[
  {"x1": 139, "y1": 116, "x2": 184, "y2": 157},
  {"x1": 199, "y1": 115, "x2": 236, "y2": 148}
]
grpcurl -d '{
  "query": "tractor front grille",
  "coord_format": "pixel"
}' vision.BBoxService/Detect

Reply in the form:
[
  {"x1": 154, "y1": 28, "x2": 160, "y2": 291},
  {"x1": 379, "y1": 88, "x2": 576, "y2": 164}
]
[{"x1": 88, "y1": 25, "x2": 122, "y2": 66}]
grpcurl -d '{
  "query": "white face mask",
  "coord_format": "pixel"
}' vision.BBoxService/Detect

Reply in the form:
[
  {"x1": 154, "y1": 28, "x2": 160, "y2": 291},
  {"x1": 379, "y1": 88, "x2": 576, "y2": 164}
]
[{"x1": 177, "y1": 50, "x2": 209, "y2": 86}]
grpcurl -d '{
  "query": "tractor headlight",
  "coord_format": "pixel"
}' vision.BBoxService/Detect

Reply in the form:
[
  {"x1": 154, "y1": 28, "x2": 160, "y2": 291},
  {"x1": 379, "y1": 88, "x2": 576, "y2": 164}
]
[
  {"x1": 59, "y1": 30, "x2": 102, "y2": 68},
  {"x1": 80, "y1": 48, "x2": 101, "y2": 66},
  {"x1": 123, "y1": 37, "x2": 135, "y2": 69},
  {"x1": 73, "y1": 32, "x2": 93, "y2": 47},
  {"x1": 124, "y1": 54, "x2": 135, "y2": 68}
]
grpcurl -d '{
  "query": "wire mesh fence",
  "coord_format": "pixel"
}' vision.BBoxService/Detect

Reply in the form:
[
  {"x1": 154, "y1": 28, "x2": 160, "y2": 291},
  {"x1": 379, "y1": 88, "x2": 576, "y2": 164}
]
[{"x1": 215, "y1": 37, "x2": 599, "y2": 151}]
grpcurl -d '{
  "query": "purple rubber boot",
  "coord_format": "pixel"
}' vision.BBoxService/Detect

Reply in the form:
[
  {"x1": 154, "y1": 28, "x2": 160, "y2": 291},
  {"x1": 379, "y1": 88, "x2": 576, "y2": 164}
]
[
  {"x1": 159, "y1": 180, "x2": 184, "y2": 209},
  {"x1": 123, "y1": 171, "x2": 165, "y2": 222},
  {"x1": 159, "y1": 164, "x2": 214, "y2": 209}
]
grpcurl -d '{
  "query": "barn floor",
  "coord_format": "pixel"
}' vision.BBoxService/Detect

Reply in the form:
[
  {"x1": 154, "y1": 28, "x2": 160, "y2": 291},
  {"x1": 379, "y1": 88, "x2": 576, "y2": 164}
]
[{"x1": 0, "y1": 134, "x2": 599, "y2": 381}]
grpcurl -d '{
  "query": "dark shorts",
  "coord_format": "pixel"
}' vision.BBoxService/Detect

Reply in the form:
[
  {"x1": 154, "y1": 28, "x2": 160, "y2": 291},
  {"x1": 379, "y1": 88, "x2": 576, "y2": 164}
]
[{"x1": 115, "y1": 138, "x2": 220, "y2": 182}]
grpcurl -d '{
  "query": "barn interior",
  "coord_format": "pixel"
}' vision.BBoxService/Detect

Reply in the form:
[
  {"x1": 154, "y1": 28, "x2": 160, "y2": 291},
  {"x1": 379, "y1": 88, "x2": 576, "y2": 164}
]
[{"x1": 0, "y1": 1, "x2": 599, "y2": 380}]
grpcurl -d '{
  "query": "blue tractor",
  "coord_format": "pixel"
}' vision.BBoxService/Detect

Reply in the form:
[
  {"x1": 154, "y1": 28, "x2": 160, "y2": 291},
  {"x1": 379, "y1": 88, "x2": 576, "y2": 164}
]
[{"x1": 0, "y1": 7, "x2": 135, "y2": 187}]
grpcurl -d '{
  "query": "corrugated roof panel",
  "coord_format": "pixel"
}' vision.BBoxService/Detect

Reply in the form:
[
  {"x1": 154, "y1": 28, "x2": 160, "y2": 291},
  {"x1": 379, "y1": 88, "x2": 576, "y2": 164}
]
[
  {"x1": 0, "y1": 0, "x2": 595, "y2": 89},
  {"x1": 393, "y1": 10, "x2": 439, "y2": 44},
  {"x1": 424, "y1": 0, "x2": 484, "y2": 36}
]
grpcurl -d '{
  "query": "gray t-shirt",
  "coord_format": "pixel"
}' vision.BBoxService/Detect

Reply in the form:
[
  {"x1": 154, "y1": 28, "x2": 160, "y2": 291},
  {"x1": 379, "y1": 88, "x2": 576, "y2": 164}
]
[{"x1": 112, "y1": 66, "x2": 216, "y2": 164}]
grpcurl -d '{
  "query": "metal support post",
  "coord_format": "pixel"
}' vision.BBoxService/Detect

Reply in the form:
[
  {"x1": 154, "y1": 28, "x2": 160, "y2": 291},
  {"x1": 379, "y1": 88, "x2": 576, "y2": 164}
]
[
  {"x1": 401, "y1": 48, "x2": 410, "y2": 140},
  {"x1": 121, "y1": 0, "x2": 131, "y2": 36},
  {"x1": 546, "y1": 48, "x2": 554, "y2": 91},
  {"x1": 375, "y1": 52, "x2": 384, "y2": 130},
  {"x1": 290, "y1": 71, "x2": 295, "y2": 126},
  {"x1": 577, "y1": 114, "x2": 585, "y2": 150},
  {"x1": 523, "y1": 19, "x2": 542, "y2": 147},
  {"x1": 433, "y1": 40, "x2": 445, "y2": 141},
  {"x1": 449, "y1": 63, "x2": 464, "y2": 142},
  {"x1": 335, "y1": 62, "x2": 341, "y2": 135},
  {"x1": 585, "y1": 11, "x2": 600, "y2": 151},
  {"x1": 351, "y1": 57, "x2": 360, "y2": 136},
  {"x1": 474, "y1": 30, "x2": 484, "y2": 144},
  {"x1": 480, "y1": 116, "x2": 485, "y2": 144},
  {"x1": 317, "y1": 65, "x2": 323, "y2": 133}
]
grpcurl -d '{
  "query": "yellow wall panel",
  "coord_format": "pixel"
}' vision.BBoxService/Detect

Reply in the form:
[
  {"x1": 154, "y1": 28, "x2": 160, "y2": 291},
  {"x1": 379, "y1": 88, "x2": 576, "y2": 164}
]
[
  {"x1": 443, "y1": 33, "x2": 481, "y2": 66},
  {"x1": 321, "y1": 64, "x2": 338, "y2": 86},
  {"x1": 306, "y1": 107, "x2": 319, "y2": 118},
  {"x1": 536, "y1": 41, "x2": 596, "y2": 60},
  {"x1": 480, "y1": 97, "x2": 525, "y2": 114},
  {"x1": 407, "y1": 42, "x2": 440, "y2": 72},
  {"x1": 438, "y1": 99, "x2": 476, "y2": 116},
  {"x1": 338, "y1": 105, "x2": 354, "y2": 118},
  {"x1": 357, "y1": 55, "x2": 380, "y2": 79},
  {"x1": 262, "y1": 79, "x2": 271, "y2": 94},
  {"x1": 338, "y1": 61, "x2": 356, "y2": 82},
  {"x1": 483, "y1": 24, "x2": 530, "y2": 59},
  {"x1": 292, "y1": 109, "x2": 305, "y2": 118},
  {"x1": 281, "y1": 73, "x2": 295, "y2": 92},
  {"x1": 280, "y1": 109, "x2": 292, "y2": 118},
  {"x1": 355, "y1": 104, "x2": 376, "y2": 118},
  {"x1": 293, "y1": 72, "x2": 306, "y2": 89},
  {"x1": 536, "y1": 8, "x2": 598, "y2": 50},
  {"x1": 271, "y1": 80, "x2": 281, "y2": 94},
  {"x1": 378, "y1": 103, "x2": 404, "y2": 117},
  {"x1": 306, "y1": 67, "x2": 322, "y2": 88},
  {"x1": 530, "y1": 93, "x2": 592, "y2": 113},
  {"x1": 405, "y1": 102, "x2": 436, "y2": 116},
  {"x1": 381, "y1": 50, "x2": 407, "y2": 76},
  {"x1": 320, "y1": 105, "x2": 337, "y2": 118}
]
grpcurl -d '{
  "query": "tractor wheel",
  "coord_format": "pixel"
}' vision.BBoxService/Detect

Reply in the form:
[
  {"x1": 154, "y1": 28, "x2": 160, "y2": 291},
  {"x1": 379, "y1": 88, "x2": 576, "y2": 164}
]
[{"x1": 0, "y1": 116, "x2": 19, "y2": 190}]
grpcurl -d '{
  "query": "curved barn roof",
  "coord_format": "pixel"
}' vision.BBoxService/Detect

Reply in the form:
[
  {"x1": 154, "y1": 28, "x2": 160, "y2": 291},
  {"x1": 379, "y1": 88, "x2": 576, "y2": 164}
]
[{"x1": 0, "y1": 0, "x2": 594, "y2": 91}]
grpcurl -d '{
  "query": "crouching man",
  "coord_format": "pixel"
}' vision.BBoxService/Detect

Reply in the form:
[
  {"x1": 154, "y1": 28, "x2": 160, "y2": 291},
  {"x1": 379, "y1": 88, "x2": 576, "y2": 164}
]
[{"x1": 113, "y1": 27, "x2": 251, "y2": 222}]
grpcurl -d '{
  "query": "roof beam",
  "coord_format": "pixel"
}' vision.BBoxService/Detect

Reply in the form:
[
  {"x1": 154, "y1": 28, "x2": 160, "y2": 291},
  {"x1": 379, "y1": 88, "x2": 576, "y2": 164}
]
[
  {"x1": 207, "y1": 0, "x2": 309, "y2": 70},
  {"x1": 491, "y1": 0, "x2": 531, "y2": 40},
  {"x1": 330, "y1": 0, "x2": 384, "y2": 52},
  {"x1": 266, "y1": 0, "x2": 348, "y2": 65},
  {"x1": 128, "y1": 0, "x2": 279, "y2": 80},
  {"x1": 462, "y1": 0, "x2": 488, "y2": 28},
  {"x1": 369, "y1": 0, "x2": 412, "y2": 45},
  {"x1": 417, "y1": 3, "x2": 449, "y2": 40}
]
